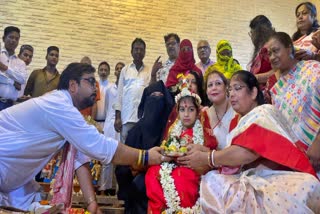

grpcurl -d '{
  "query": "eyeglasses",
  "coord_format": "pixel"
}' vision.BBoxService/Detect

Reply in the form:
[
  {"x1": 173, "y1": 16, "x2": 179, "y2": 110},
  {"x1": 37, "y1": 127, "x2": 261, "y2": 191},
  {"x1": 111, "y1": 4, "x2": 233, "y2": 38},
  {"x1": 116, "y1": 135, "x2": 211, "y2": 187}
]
[
  {"x1": 197, "y1": 46, "x2": 209, "y2": 51},
  {"x1": 228, "y1": 85, "x2": 247, "y2": 93},
  {"x1": 80, "y1": 77, "x2": 96, "y2": 88}
]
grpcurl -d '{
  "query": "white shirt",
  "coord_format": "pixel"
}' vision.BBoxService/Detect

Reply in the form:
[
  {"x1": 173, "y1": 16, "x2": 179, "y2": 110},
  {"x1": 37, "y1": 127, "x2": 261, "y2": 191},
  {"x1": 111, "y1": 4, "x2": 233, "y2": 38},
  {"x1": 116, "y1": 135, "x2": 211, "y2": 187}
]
[
  {"x1": 0, "y1": 48, "x2": 27, "y2": 100},
  {"x1": 103, "y1": 83, "x2": 120, "y2": 141},
  {"x1": 196, "y1": 59, "x2": 214, "y2": 75},
  {"x1": 0, "y1": 90, "x2": 118, "y2": 192},
  {"x1": 114, "y1": 62, "x2": 150, "y2": 124},
  {"x1": 156, "y1": 59, "x2": 175, "y2": 83},
  {"x1": 96, "y1": 79, "x2": 110, "y2": 121},
  {"x1": 18, "y1": 67, "x2": 31, "y2": 98}
]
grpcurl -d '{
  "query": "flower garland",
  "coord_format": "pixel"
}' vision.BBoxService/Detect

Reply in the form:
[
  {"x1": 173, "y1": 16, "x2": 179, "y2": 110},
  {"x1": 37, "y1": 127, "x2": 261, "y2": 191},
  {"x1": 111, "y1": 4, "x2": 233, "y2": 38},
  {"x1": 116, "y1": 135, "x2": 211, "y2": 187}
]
[
  {"x1": 159, "y1": 119, "x2": 203, "y2": 213},
  {"x1": 167, "y1": 119, "x2": 204, "y2": 149},
  {"x1": 160, "y1": 162, "x2": 201, "y2": 213}
]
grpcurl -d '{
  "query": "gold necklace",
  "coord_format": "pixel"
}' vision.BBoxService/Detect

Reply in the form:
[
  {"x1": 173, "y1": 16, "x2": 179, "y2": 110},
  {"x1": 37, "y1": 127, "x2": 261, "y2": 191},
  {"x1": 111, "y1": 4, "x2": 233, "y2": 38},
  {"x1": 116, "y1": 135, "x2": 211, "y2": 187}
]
[{"x1": 213, "y1": 102, "x2": 229, "y2": 128}]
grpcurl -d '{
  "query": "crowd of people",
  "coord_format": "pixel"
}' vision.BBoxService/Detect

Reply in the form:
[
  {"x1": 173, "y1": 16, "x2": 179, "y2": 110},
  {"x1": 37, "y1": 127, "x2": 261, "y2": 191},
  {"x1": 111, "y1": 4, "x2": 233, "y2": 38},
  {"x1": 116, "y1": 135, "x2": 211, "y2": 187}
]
[{"x1": 0, "y1": 1, "x2": 320, "y2": 214}]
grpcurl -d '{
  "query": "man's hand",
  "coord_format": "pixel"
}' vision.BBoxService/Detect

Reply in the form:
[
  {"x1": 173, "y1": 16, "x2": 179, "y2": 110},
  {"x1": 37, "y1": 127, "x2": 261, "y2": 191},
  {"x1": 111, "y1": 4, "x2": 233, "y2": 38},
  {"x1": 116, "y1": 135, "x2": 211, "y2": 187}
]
[
  {"x1": 148, "y1": 147, "x2": 172, "y2": 165},
  {"x1": 14, "y1": 81, "x2": 21, "y2": 90},
  {"x1": 151, "y1": 56, "x2": 162, "y2": 76},
  {"x1": 150, "y1": 56, "x2": 162, "y2": 84},
  {"x1": 114, "y1": 117, "x2": 122, "y2": 133},
  {"x1": 87, "y1": 201, "x2": 102, "y2": 214},
  {"x1": 0, "y1": 61, "x2": 8, "y2": 72}
]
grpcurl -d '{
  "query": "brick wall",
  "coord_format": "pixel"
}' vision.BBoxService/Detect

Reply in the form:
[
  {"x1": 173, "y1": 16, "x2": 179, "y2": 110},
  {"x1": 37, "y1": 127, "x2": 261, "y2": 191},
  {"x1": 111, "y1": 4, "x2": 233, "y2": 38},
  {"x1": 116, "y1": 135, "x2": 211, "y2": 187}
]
[{"x1": 0, "y1": 0, "x2": 319, "y2": 81}]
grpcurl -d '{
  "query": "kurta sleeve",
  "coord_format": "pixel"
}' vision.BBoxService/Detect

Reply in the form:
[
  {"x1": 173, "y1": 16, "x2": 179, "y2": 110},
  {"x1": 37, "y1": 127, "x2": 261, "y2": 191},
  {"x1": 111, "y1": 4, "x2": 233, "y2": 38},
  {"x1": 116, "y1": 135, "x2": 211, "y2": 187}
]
[{"x1": 45, "y1": 101, "x2": 119, "y2": 165}]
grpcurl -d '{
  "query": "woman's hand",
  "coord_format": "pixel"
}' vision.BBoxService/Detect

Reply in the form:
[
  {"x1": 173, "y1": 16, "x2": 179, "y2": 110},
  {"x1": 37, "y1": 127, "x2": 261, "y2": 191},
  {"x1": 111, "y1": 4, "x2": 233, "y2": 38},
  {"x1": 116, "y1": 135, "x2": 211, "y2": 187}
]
[
  {"x1": 186, "y1": 144, "x2": 210, "y2": 153},
  {"x1": 312, "y1": 30, "x2": 320, "y2": 50},
  {"x1": 307, "y1": 133, "x2": 320, "y2": 171},
  {"x1": 294, "y1": 49, "x2": 315, "y2": 60},
  {"x1": 177, "y1": 149, "x2": 209, "y2": 172}
]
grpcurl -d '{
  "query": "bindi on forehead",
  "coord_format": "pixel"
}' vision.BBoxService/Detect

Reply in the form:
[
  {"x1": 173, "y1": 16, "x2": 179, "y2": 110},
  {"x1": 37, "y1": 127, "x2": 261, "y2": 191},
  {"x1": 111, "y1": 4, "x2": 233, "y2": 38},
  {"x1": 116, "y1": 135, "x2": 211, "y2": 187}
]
[{"x1": 182, "y1": 100, "x2": 188, "y2": 107}]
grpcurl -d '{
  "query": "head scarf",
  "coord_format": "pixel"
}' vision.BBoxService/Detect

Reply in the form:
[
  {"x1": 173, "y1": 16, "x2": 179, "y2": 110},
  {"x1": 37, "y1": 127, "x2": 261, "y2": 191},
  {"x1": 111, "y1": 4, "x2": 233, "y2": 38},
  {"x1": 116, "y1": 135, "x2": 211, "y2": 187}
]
[
  {"x1": 165, "y1": 39, "x2": 202, "y2": 87},
  {"x1": 126, "y1": 81, "x2": 174, "y2": 149},
  {"x1": 214, "y1": 40, "x2": 242, "y2": 79}
]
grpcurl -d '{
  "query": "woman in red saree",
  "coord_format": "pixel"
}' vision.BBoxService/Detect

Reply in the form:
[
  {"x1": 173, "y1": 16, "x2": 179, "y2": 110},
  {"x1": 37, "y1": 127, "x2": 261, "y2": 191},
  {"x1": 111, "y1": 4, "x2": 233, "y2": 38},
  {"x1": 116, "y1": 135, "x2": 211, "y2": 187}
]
[{"x1": 178, "y1": 71, "x2": 320, "y2": 213}]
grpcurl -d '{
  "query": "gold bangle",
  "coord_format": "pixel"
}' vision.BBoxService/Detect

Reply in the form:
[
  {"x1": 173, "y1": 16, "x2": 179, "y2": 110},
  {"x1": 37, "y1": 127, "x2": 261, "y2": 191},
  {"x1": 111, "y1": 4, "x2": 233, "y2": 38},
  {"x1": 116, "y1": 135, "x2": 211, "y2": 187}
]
[
  {"x1": 86, "y1": 195, "x2": 96, "y2": 206},
  {"x1": 137, "y1": 149, "x2": 143, "y2": 166}
]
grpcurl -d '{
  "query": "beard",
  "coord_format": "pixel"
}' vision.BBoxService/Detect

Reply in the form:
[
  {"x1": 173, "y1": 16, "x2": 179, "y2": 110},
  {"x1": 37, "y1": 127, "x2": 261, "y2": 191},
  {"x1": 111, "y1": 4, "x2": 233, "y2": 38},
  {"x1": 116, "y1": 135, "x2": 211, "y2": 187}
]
[{"x1": 79, "y1": 94, "x2": 96, "y2": 110}]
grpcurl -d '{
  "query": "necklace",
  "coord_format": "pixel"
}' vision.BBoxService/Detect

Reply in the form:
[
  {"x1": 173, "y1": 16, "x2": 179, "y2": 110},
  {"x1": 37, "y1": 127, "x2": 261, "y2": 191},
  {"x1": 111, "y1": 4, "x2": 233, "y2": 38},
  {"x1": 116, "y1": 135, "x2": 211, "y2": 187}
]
[{"x1": 213, "y1": 102, "x2": 229, "y2": 129}]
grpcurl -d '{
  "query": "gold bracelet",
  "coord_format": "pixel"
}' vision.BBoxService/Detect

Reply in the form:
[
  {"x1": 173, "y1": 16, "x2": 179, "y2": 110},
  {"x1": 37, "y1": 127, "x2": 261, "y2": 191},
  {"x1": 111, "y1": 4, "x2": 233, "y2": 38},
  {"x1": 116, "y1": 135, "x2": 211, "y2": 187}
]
[
  {"x1": 86, "y1": 195, "x2": 96, "y2": 206},
  {"x1": 137, "y1": 149, "x2": 143, "y2": 166}
]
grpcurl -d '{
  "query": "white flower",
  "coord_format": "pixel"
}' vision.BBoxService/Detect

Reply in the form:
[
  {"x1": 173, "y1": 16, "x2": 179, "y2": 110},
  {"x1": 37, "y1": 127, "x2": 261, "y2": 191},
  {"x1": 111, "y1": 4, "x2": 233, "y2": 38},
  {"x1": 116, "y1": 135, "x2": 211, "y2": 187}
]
[{"x1": 159, "y1": 119, "x2": 203, "y2": 213}]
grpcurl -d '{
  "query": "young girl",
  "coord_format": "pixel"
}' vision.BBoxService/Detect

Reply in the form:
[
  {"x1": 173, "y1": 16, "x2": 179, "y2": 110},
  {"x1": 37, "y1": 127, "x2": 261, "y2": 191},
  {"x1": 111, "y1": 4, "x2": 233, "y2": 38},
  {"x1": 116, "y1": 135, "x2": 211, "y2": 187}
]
[{"x1": 145, "y1": 87, "x2": 217, "y2": 213}]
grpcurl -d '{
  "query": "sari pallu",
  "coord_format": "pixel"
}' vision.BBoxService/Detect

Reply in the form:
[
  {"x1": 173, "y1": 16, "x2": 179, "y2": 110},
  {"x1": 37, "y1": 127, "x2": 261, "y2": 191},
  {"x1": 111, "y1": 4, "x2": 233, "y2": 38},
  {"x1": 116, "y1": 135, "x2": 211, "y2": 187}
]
[
  {"x1": 271, "y1": 60, "x2": 320, "y2": 149},
  {"x1": 200, "y1": 104, "x2": 320, "y2": 213}
]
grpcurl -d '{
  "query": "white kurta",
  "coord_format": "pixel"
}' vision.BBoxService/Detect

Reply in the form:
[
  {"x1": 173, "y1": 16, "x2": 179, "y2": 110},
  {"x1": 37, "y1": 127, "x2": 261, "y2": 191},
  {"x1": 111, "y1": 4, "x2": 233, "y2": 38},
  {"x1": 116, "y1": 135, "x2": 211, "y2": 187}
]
[
  {"x1": 99, "y1": 83, "x2": 119, "y2": 190},
  {"x1": 0, "y1": 48, "x2": 28, "y2": 100},
  {"x1": 114, "y1": 63, "x2": 150, "y2": 124},
  {"x1": 0, "y1": 90, "x2": 118, "y2": 207}
]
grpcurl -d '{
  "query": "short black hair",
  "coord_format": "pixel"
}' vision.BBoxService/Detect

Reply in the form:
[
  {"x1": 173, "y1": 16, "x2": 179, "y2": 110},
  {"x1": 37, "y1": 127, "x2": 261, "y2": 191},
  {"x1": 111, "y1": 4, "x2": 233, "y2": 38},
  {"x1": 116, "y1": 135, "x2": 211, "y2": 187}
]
[
  {"x1": 98, "y1": 61, "x2": 110, "y2": 71},
  {"x1": 18, "y1": 44, "x2": 34, "y2": 56},
  {"x1": 131, "y1": 38, "x2": 146, "y2": 51},
  {"x1": 164, "y1": 33, "x2": 180, "y2": 44},
  {"x1": 115, "y1": 62, "x2": 125, "y2": 68},
  {"x1": 47, "y1": 46, "x2": 59, "y2": 55},
  {"x1": 4, "y1": 26, "x2": 20, "y2": 38},
  {"x1": 58, "y1": 62, "x2": 95, "y2": 90}
]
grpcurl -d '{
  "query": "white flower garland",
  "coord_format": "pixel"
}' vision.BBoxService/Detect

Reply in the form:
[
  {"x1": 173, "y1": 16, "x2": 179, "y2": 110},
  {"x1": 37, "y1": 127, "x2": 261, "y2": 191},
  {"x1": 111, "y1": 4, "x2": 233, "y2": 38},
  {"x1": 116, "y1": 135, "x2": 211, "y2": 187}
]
[
  {"x1": 160, "y1": 162, "x2": 201, "y2": 213},
  {"x1": 169, "y1": 119, "x2": 204, "y2": 148},
  {"x1": 159, "y1": 119, "x2": 203, "y2": 213}
]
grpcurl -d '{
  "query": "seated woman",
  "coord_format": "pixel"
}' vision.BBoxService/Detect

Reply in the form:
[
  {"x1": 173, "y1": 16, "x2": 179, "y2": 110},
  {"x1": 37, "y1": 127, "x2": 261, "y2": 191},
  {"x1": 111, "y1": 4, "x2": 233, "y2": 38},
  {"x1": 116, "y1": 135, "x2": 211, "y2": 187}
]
[
  {"x1": 292, "y1": 2, "x2": 319, "y2": 61},
  {"x1": 211, "y1": 40, "x2": 242, "y2": 79},
  {"x1": 178, "y1": 71, "x2": 320, "y2": 213},
  {"x1": 267, "y1": 31, "x2": 320, "y2": 173},
  {"x1": 165, "y1": 39, "x2": 202, "y2": 92},
  {"x1": 115, "y1": 81, "x2": 174, "y2": 213},
  {"x1": 145, "y1": 87, "x2": 216, "y2": 213},
  {"x1": 202, "y1": 68, "x2": 235, "y2": 150}
]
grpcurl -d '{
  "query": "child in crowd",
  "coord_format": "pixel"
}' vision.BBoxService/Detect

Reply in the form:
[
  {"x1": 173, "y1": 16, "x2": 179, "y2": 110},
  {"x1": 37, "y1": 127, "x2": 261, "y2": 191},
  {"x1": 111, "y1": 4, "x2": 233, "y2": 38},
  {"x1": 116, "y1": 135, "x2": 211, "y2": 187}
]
[{"x1": 145, "y1": 86, "x2": 216, "y2": 213}]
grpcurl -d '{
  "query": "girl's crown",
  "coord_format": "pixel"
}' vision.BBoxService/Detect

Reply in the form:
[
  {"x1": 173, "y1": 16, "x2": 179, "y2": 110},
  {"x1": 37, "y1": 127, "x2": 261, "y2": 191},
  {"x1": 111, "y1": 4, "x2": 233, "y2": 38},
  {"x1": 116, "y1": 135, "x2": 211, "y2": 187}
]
[{"x1": 175, "y1": 81, "x2": 202, "y2": 106}]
